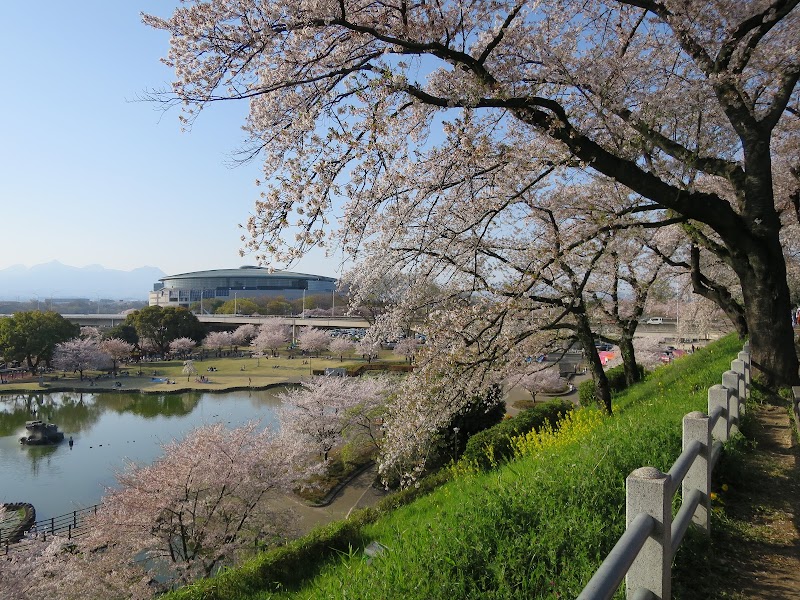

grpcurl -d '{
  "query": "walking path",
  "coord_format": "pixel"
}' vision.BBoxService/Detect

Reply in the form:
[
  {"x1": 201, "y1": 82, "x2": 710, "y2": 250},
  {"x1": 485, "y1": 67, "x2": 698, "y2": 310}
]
[
  {"x1": 271, "y1": 466, "x2": 387, "y2": 538},
  {"x1": 713, "y1": 402, "x2": 800, "y2": 599}
]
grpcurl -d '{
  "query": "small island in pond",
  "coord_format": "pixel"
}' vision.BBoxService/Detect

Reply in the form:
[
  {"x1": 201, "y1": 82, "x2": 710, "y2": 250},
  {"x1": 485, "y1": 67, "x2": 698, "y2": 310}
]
[{"x1": 19, "y1": 420, "x2": 65, "y2": 445}]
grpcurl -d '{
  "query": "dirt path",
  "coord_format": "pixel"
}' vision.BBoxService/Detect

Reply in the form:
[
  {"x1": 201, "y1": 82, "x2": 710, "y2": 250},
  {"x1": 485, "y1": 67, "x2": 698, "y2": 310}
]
[
  {"x1": 270, "y1": 466, "x2": 387, "y2": 538},
  {"x1": 715, "y1": 402, "x2": 800, "y2": 599}
]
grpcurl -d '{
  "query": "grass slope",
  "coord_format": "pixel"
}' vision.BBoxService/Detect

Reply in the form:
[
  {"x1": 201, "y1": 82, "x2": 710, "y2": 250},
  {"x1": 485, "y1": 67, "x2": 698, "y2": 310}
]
[{"x1": 169, "y1": 335, "x2": 743, "y2": 600}]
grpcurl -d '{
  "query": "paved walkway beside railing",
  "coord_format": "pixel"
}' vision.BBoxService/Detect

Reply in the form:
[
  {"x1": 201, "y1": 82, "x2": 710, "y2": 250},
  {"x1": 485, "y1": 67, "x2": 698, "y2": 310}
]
[
  {"x1": 1, "y1": 505, "x2": 99, "y2": 555},
  {"x1": 577, "y1": 345, "x2": 750, "y2": 600}
]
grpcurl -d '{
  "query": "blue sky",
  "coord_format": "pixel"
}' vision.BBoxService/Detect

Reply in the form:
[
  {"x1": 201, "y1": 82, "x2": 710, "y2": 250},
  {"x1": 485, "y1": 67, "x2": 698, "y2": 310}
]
[{"x1": 0, "y1": 1, "x2": 338, "y2": 278}]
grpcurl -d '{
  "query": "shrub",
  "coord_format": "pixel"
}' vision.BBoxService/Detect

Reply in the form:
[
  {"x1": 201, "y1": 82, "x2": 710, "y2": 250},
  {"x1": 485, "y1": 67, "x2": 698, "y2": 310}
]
[
  {"x1": 606, "y1": 363, "x2": 646, "y2": 392},
  {"x1": 461, "y1": 400, "x2": 573, "y2": 470},
  {"x1": 579, "y1": 364, "x2": 647, "y2": 406},
  {"x1": 579, "y1": 379, "x2": 597, "y2": 406},
  {"x1": 347, "y1": 363, "x2": 414, "y2": 376},
  {"x1": 426, "y1": 386, "x2": 506, "y2": 470}
]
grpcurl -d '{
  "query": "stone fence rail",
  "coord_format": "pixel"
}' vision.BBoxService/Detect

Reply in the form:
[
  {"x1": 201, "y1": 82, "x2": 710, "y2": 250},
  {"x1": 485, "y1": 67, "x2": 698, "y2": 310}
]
[{"x1": 576, "y1": 345, "x2": 751, "y2": 600}]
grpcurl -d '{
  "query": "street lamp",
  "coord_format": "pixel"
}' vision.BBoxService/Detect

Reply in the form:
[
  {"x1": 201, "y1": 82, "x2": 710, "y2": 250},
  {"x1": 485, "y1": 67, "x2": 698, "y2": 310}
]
[
  {"x1": 234, "y1": 291, "x2": 238, "y2": 315},
  {"x1": 199, "y1": 289, "x2": 210, "y2": 315}
]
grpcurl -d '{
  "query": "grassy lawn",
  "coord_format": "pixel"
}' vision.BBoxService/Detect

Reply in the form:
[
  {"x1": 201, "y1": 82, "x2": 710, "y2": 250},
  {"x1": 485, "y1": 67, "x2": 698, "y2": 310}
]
[
  {"x1": 1, "y1": 350, "x2": 406, "y2": 394},
  {"x1": 163, "y1": 335, "x2": 744, "y2": 600}
]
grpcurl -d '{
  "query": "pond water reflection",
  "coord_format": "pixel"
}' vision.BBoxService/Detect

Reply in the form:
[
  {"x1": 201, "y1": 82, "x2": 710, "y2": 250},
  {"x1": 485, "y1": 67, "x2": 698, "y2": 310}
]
[{"x1": 0, "y1": 389, "x2": 285, "y2": 521}]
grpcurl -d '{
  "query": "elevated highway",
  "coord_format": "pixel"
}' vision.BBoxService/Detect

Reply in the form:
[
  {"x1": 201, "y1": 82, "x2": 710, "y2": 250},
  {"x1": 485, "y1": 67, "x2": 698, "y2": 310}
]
[{"x1": 55, "y1": 314, "x2": 373, "y2": 330}]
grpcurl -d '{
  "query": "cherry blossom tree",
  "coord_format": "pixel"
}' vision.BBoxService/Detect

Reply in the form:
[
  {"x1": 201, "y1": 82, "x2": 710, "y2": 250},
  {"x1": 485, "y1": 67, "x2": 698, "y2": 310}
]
[
  {"x1": 182, "y1": 359, "x2": 198, "y2": 382},
  {"x1": 393, "y1": 337, "x2": 419, "y2": 364},
  {"x1": 203, "y1": 331, "x2": 234, "y2": 356},
  {"x1": 79, "y1": 326, "x2": 101, "y2": 340},
  {"x1": 138, "y1": 337, "x2": 159, "y2": 356},
  {"x1": 296, "y1": 327, "x2": 330, "y2": 357},
  {"x1": 53, "y1": 338, "x2": 109, "y2": 380},
  {"x1": 0, "y1": 533, "x2": 153, "y2": 600},
  {"x1": 0, "y1": 424, "x2": 304, "y2": 596},
  {"x1": 99, "y1": 337, "x2": 134, "y2": 376},
  {"x1": 649, "y1": 228, "x2": 749, "y2": 338},
  {"x1": 517, "y1": 367, "x2": 569, "y2": 403},
  {"x1": 169, "y1": 336, "x2": 197, "y2": 357},
  {"x1": 146, "y1": 0, "x2": 800, "y2": 388},
  {"x1": 278, "y1": 376, "x2": 390, "y2": 462},
  {"x1": 232, "y1": 323, "x2": 259, "y2": 346},
  {"x1": 589, "y1": 221, "x2": 683, "y2": 386},
  {"x1": 329, "y1": 337, "x2": 355, "y2": 362},
  {"x1": 674, "y1": 277, "x2": 730, "y2": 340},
  {"x1": 250, "y1": 321, "x2": 290, "y2": 357},
  {"x1": 633, "y1": 336, "x2": 670, "y2": 370},
  {"x1": 356, "y1": 335, "x2": 381, "y2": 364},
  {"x1": 80, "y1": 422, "x2": 300, "y2": 587}
]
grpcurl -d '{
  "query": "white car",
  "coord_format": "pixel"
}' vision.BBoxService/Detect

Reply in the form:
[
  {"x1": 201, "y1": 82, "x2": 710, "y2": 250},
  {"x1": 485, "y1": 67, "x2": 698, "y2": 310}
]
[{"x1": 646, "y1": 317, "x2": 664, "y2": 325}]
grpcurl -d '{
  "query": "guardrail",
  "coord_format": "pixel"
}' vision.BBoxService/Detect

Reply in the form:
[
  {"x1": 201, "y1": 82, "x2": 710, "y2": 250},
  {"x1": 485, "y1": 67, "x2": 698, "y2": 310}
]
[
  {"x1": 1, "y1": 505, "x2": 100, "y2": 555},
  {"x1": 577, "y1": 345, "x2": 751, "y2": 600}
]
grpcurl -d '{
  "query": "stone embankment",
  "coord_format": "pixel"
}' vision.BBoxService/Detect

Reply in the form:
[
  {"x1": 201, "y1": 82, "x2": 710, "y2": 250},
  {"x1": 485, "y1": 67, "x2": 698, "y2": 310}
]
[{"x1": 0, "y1": 502, "x2": 36, "y2": 546}]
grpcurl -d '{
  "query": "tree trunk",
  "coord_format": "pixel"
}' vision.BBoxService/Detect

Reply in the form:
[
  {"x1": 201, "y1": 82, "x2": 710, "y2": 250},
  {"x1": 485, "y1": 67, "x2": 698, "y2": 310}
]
[
  {"x1": 618, "y1": 332, "x2": 641, "y2": 387},
  {"x1": 726, "y1": 135, "x2": 798, "y2": 388},
  {"x1": 688, "y1": 244, "x2": 749, "y2": 338},
  {"x1": 734, "y1": 248, "x2": 799, "y2": 388},
  {"x1": 575, "y1": 316, "x2": 612, "y2": 413}
]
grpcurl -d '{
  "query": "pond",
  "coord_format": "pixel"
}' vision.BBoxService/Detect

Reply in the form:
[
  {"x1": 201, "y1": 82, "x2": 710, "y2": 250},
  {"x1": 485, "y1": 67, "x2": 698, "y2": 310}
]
[{"x1": 0, "y1": 388, "x2": 286, "y2": 521}]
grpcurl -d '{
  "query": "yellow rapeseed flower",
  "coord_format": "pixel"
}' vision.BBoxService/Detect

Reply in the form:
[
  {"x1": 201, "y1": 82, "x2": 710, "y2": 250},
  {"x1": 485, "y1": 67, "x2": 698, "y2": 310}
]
[{"x1": 511, "y1": 408, "x2": 605, "y2": 458}]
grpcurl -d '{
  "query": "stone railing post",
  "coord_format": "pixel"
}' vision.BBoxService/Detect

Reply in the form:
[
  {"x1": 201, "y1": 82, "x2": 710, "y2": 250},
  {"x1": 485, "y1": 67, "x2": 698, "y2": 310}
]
[
  {"x1": 722, "y1": 370, "x2": 741, "y2": 435},
  {"x1": 708, "y1": 385, "x2": 731, "y2": 442},
  {"x1": 626, "y1": 467, "x2": 672, "y2": 599},
  {"x1": 731, "y1": 359, "x2": 748, "y2": 413},
  {"x1": 737, "y1": 351, "x2": 751, "y2": 399},
  {"x1": 682, "y1": 412, "x2": 712, "y2": 533}
]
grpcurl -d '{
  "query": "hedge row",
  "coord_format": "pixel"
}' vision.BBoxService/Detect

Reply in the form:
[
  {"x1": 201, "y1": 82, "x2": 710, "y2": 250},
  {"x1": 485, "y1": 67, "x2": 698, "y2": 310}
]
[
  {"x1": 461, "y1": 400, "x2": 574, "y2": 470},
  {"x1": 347, "y1": 363, "x2": 415, "y2": 376}
]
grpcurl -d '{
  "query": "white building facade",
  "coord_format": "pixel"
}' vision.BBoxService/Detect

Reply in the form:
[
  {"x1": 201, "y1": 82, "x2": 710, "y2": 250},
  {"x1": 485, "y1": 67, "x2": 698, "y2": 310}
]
[{"x1": 148, "y1": 267, "x2": 337, "y2": 310}]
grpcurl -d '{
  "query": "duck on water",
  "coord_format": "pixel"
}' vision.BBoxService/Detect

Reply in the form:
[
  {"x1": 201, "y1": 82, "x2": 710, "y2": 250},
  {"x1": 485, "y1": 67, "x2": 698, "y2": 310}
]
[{"x1": 19, "y1": 420, "x2": 65, "y2": 445}]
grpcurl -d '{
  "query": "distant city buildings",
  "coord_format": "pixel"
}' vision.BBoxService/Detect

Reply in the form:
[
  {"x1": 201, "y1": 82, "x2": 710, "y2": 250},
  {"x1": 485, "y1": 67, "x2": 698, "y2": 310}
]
[{"x1": 148, "y1": 266, "x2": 337, "y2": 310}]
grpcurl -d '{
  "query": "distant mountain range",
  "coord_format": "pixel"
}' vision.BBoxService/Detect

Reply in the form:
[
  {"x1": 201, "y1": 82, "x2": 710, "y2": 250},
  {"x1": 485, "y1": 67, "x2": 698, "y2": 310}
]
[{"x1": 0, "y1": 262, "x2": 166, "y2": 300}]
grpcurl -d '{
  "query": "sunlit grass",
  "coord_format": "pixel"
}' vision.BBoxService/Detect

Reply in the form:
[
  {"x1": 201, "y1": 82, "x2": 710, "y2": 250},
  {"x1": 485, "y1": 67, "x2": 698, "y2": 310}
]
[
  {"x1": 163, "y1": 335, "x2": 742, "y2": 600},
  {"x1": 3, "y1": 349, "x2": 404, "y2": 393}
]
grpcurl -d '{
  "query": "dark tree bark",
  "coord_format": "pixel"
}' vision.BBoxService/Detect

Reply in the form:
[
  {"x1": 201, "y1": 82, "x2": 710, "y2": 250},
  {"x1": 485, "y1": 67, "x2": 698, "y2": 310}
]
[
  {"x1": 618, "y1": 329, "x2": 640, "y2": 388},
  {"x1": 574, "y1": 308, "x2": 612, "y2": 414},
  {"x1": 687, "y1": 244, "x2": 749, "y2": 339}
]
